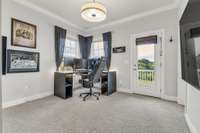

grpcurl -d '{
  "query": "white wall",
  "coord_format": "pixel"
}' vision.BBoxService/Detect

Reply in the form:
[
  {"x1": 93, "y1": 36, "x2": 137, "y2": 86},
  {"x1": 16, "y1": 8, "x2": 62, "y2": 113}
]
[
  {"x1": 186, "y1": 84, "x2": 200, "y2": 133},
  {"x1": 177, "y1": 0, "x2": 189, "y2": 105},
  {"x1": 178, "y1": 0, "x2": 189, "y2": 20},
  {"x1": 178, "y1": 0, "x2": 200, "y2": 133},
  {"x1": 1, "y1": 0, "x2": 85, "y2": 108},
  {"x1": 88, "y1": 9, "x2": 179, "y2": 99}
]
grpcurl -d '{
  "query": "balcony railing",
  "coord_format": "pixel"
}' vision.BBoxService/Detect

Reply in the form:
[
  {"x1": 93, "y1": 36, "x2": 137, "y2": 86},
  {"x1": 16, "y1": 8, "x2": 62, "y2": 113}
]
[{"x1": 138, "y1": 70, "x2": 155, "y2": 82}]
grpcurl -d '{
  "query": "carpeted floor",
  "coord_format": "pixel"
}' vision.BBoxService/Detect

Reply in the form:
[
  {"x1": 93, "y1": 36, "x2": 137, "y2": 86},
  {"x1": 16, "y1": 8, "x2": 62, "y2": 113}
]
[{"x1": 3, "y1": 91, "x2": 190, "y2": 133}]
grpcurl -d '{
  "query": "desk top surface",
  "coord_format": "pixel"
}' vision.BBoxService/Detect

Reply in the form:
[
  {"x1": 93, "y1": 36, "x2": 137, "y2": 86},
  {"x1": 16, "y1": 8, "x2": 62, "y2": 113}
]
[
  {"x1": 55, "y1": 71, "x2": 73, "y2": 74},
  {"x1": 55, "y1": 70, "x2": 116, "y2": 74}
]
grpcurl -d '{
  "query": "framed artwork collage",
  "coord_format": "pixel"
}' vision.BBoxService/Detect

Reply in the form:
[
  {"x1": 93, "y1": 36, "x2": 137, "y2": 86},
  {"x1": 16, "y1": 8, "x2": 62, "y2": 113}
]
[{"x1": 2, "y1": 18, "x2": 39, "y2": 74}]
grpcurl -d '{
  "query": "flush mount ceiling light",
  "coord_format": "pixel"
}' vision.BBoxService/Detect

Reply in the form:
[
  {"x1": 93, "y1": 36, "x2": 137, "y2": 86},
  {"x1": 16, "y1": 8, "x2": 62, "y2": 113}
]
[{"x1": 81, "y1": 0, "x2": 107, "y2": 22}]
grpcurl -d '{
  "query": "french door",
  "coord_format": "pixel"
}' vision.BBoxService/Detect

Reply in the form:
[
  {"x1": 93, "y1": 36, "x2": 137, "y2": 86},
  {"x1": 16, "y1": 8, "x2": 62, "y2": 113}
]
[{"x1": 131, "y1": 31, "x2": 163, "y2": 97}]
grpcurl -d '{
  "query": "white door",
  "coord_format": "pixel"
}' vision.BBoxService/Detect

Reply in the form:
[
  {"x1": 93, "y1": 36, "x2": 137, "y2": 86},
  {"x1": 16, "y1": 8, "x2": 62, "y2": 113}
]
[{"x1": 131, "y1": 31, "x2": 163, "y2": 97}]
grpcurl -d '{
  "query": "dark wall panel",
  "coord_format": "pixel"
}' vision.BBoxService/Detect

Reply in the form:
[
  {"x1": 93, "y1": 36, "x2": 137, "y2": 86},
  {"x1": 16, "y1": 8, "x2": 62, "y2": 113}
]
[{"x1": 2, "y1": 36, "x2": 7, "y2": 75}]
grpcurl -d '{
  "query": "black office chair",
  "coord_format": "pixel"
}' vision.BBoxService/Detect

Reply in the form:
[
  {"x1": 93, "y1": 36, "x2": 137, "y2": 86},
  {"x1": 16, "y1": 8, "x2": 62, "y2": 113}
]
[{"x1": 80, "y1": 57, "x2": 106, "y2": 101}]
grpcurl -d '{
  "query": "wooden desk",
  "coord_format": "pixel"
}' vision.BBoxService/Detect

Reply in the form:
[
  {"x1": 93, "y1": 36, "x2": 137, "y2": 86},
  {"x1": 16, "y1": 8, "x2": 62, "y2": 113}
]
[
  {"x1": 54, "y1": 72, "x2": 73, "y2": 99},
  {"x1": 54, "y1": 71, "x2": 117, "y2": 99},
  {"x1": 101, "y1": 71, "x2": 117, "y2": 96}
]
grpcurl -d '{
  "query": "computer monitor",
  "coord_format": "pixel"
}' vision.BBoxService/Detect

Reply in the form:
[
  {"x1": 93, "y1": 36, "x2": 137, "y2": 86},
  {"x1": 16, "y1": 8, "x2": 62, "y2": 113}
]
[
  {"x1": 64, "y1": 57, "x2": 74, "y2": 67},
  {"x1": 73, "y1": 58, "x2": 88, "y2": 69}
]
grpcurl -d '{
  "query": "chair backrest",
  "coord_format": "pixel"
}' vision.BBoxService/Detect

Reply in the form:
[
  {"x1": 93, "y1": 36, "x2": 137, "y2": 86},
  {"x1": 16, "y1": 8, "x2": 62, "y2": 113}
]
[{"x1": 90, "y1": 57, "x2": 106, "y2": 83}]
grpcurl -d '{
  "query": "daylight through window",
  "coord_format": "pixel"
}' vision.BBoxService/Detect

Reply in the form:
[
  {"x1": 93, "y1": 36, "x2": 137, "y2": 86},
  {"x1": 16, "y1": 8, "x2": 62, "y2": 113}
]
[
  {"x1": 90, "y1": 41, "x2": 105, "y2": 58},
  {"x1": 64, "y1": 39, "x2": 79, "y2": 58}
]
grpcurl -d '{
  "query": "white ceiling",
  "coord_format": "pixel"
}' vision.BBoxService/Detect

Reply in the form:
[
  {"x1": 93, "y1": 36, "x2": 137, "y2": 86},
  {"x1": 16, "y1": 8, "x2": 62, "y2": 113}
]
[{"x1": 16, "y1": 0, "x2": 179, "y2": 30}]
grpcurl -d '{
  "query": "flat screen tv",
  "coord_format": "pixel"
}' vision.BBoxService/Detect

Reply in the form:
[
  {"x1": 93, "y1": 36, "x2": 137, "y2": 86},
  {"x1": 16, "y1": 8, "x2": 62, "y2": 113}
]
[
  {"x1": 64, "y1": 57, "x2": 74, "y2": 67},
  {"x1": 180, "y1": 0, "x2": 200, "y2": 89},
  {"x1": 73, "y1": 58, "x2": 88, "y2": 69}
]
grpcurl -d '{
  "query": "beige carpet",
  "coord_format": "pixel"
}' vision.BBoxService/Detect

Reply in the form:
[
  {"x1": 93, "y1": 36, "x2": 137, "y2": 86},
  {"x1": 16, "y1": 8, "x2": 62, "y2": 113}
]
[{"x1": 3, "y1": 91, "x2": 190, "y2": 133}]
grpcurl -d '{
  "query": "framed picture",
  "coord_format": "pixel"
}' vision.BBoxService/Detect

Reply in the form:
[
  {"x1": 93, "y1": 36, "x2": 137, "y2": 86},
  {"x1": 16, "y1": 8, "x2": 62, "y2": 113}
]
[
  {"x1": 7, "y1": 50, "x2": 40, "y2": 73},
  {"x1": 113, "y1": 46, "x2": 126, "y2": 53},
  {"x1": 11, "y1": 18, "x2": 37, "y2": 48}
]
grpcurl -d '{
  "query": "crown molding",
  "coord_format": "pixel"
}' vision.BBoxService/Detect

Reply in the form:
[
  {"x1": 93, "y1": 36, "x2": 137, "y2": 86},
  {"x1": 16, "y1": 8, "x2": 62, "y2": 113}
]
[
  {"x1": 86, "y1": 1, "x2": 180, "y2": 32},
  {"x1": 12, "y1": 0, "x2": 180, "y2": 33},
  {"x1": 12, "y1": 0, "x2": 84, "y2": 32}
]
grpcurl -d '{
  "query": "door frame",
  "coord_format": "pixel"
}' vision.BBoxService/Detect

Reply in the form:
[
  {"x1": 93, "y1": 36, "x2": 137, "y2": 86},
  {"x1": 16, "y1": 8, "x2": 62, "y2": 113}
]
[{"x1": 130, "y1": 29, "x2": 165, "y2": 98}]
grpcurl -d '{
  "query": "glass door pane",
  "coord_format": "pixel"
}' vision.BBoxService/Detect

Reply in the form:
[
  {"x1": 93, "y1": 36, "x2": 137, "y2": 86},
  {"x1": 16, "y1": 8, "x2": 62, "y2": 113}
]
[{"x1": 137, "y1": 44, "x2": 155, "y2": 88}]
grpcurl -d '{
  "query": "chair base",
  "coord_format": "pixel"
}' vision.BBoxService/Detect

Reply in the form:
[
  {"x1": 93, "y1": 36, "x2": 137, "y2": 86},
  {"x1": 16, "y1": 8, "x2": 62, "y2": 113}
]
[{"x1": 80, "y1": 88, "x2": 101, "y2": 101}]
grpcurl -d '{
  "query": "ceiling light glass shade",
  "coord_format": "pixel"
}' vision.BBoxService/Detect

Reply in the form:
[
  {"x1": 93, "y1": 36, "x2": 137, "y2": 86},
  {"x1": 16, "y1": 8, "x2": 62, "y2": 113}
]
[{"x1": 81, "y1": 2, "x2": 107, "y2": 22}]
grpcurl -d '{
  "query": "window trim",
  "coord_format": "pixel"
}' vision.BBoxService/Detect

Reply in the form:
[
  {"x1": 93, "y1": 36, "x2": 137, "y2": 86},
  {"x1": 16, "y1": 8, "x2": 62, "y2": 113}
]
[
  {"x1": 64, "y1": 38, "x2": 80, "y2": 58},
  {"x1": 90, "y1": 40, "x2": 105, "y2": 58}
]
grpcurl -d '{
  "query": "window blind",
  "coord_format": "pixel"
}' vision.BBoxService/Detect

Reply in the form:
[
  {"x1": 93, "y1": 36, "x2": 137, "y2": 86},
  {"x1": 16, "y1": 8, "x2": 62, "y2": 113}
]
[{"x1": 136, "y1": 35, "x2": 157, "y2": 45}]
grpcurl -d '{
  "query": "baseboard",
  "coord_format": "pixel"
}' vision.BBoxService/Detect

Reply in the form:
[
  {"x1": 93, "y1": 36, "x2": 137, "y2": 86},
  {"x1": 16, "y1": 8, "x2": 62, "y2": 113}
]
[
  {"x1": 185, "y1": 113, "x2": 198, "y2": 133},
  {"x1": 117, "y1": 89, "x2": 178, "y2": 102},
  {"x1": 117, "y1": 88, "x2": 133, "y2": 93},
  {"x1": 161, "y1": 94, "x2": 177, "y2": 102},
  {"x1": 3, "y1": 91, "x2": 53, "y2": 109}
]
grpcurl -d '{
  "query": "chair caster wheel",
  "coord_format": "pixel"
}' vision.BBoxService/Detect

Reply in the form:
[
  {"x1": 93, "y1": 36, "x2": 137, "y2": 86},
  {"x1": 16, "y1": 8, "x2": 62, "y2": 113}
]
[
  {"x1": 97, "y1": 97, "x2": 99, "y2": 100},
  {"x1": 83, "y1": 98, "x2": 86, "y2": 101},
  {"x1": 80, "y1": 94, "x2": 82, "y2": 97}
]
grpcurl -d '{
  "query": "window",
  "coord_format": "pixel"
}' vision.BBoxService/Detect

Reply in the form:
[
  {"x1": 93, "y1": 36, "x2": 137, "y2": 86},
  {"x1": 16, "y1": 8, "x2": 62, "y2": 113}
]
[
  {"x1": 64, "y1": 38, "x2": 80, "y2": 58},
  {"x1": 90, "y1": 41, "x2": 105, "y2": 58}
]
